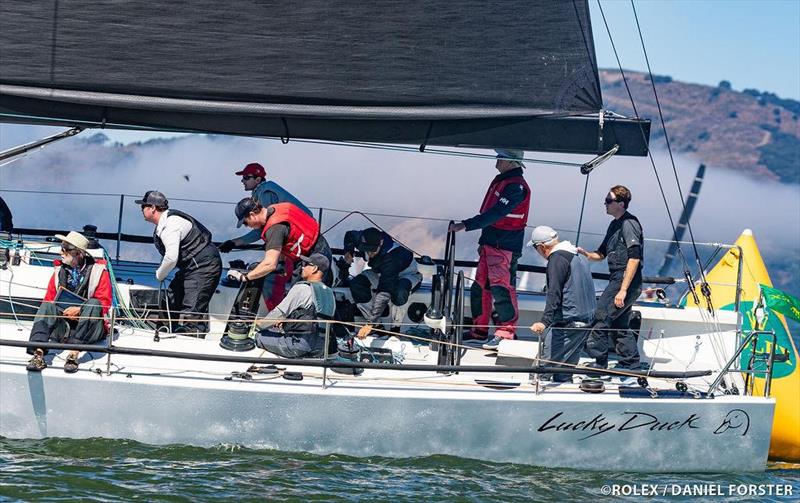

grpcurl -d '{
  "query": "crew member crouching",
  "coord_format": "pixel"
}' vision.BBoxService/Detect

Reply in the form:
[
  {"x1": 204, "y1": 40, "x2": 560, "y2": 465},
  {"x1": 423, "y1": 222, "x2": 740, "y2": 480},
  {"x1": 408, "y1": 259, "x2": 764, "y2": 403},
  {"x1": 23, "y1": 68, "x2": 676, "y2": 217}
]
[
  {"x1": 344, "y1": 227, "x2": 422, "y2": 338},
  {"x1": 229, "y1": 198, "x2": 333, "y2": 302},
  {"x1": 528, "y1": 226, "x2": 596, "y2": 382},
  {"x1": 26, "y1": 231, "x2": 112, "y2": 373},
  {"x1": 137, "y1": 190, "x2": 223, "y2": 336},
  {"x1": 254, "y1": 253, "x2": 336, "y2": 358}
]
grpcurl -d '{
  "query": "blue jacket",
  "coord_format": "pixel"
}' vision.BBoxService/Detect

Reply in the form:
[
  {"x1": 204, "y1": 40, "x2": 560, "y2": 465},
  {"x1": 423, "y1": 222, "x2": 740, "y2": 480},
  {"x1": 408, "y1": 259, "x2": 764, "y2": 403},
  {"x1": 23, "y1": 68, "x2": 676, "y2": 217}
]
[{"x1": 238, "y1": 181, "x2": 313, "y2": 244}]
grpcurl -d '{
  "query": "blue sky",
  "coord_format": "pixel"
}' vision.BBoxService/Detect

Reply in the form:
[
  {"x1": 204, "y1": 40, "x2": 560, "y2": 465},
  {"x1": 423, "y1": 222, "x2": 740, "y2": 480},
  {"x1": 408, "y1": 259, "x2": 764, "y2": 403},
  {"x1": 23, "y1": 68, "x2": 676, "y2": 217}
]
[{"x1": 590, "y1": 0, "x2": 800, "y2": 100}]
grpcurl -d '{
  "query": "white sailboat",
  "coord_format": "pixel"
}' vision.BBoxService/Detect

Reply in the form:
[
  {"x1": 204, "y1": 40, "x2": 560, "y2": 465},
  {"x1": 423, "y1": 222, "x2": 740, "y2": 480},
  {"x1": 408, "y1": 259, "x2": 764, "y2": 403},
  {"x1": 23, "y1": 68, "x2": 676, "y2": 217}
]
[{"x1": 1, "y1": 0, "x2": 797, "y2": 471}]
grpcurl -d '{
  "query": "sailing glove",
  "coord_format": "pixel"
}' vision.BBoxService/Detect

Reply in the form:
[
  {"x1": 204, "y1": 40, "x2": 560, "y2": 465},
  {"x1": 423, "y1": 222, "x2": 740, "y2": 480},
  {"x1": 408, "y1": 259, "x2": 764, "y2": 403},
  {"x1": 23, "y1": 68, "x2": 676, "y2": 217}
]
[{"x1": 219, "y1": 240, "x2": 236, "y2": 253}]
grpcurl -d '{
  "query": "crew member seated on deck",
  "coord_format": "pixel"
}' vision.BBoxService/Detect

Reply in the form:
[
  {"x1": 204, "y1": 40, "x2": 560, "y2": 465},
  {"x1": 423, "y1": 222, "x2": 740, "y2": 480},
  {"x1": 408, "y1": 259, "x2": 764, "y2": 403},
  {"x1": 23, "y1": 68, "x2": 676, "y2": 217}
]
[
  {"x1": 227, "y1": 198, "x2": 333, "y2": 302},
  {"x1": 218, "y1": 162, "x2": 313, "y2": 309},
  {"x1": 252, "y1": 253, "x2": 336, "y2": 358},
  {"x1": 26, "y1": 231, "x2": 112, "y2": 373},
  {"x1": 528, "y1": 226, "x2": 596, "y2": 382},
  {"x1": 137, "y1": 190, "x2": 223, "y2": 336},
  {"x1": 343, "y1": 227, "x2": 422, "y2": 339}
]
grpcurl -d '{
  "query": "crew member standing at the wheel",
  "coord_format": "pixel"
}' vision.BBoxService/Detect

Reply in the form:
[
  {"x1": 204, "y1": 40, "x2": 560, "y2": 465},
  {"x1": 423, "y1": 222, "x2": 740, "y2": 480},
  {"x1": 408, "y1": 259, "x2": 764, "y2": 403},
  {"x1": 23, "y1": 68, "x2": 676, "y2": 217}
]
[
  {"x1": 137, "y1": 190, "x2": 222, "y2": 336},
  {"x1": 449, "y1": 149, "x2": 531, "y2": 351}
]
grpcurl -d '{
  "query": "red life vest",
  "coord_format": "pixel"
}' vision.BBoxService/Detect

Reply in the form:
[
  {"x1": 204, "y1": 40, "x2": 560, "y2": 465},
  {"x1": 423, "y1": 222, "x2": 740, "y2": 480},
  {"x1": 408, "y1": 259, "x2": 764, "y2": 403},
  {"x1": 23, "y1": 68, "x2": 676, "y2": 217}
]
[
  {"x1": 479, "y1": 174, "x2": 531, "y2": 231},
  {"x1": 260, "y1": 203, "x2": 320, "y2": 258}
]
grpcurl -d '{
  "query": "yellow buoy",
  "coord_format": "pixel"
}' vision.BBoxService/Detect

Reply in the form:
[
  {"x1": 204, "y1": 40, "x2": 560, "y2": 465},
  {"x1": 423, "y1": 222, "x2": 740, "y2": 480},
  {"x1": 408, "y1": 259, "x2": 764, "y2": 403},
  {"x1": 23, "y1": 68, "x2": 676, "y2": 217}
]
[{"x1": 684, "y1": 229, "x2": 800, "y2": 461}]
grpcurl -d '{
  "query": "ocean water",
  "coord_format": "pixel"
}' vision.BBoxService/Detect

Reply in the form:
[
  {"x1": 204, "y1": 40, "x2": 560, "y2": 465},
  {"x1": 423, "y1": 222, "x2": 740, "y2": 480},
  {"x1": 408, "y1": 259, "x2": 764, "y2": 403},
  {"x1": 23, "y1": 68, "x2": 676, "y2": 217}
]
[{"x1": 0, "y1": 438, "x2": 797, "y2": 502}]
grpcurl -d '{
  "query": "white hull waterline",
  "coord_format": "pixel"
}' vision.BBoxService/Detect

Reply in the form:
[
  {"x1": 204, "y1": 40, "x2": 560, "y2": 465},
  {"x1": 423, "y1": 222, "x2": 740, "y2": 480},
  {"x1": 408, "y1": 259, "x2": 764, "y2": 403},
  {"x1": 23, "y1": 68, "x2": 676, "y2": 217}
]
[{"x1": 0, "y1": 324, "x2": 774, "y2": 472}]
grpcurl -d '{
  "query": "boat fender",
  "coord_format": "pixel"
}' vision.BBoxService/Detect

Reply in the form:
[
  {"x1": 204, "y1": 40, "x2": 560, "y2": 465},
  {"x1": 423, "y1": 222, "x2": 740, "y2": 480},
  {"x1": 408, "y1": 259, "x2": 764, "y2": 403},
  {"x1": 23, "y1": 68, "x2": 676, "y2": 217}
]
[
  {"x1": 283, "y1": 371, "x2": 303, "y2": 381},
  {"x1": 579, "y1": 378, "x2": 605, "y2": 393}
]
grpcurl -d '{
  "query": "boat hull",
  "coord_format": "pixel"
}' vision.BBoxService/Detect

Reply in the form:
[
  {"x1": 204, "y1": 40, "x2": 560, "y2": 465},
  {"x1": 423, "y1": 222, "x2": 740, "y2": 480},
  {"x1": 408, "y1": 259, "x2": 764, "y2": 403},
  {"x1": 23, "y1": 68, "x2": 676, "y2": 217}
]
[{"x1": 0, "y1": 360, "x2": 773, "y2": 472}]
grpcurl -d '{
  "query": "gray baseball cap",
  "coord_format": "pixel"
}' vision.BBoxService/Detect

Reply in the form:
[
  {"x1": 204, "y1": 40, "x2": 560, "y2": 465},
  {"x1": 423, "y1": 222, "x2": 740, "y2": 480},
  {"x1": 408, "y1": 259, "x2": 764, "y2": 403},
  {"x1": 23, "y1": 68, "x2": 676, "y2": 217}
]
[
  {"x1": 299, "y1": 253, "x2": 330, "y2": 272},
  {"x1": 134, "y1": 190, "x2": 168, "y2": 206}
]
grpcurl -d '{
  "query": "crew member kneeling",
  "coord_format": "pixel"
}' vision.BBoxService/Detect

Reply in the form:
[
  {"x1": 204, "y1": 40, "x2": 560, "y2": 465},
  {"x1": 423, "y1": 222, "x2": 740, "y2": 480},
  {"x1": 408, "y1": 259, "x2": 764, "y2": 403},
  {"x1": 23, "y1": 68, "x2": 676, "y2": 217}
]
[
  {"x1": 253, "y1": 253, "x2": 336, "y2": 358},
  {"x1": 26, "y1": 231, "x2": 112, "y2": 373},
  {"x1": 343, "y1": 227, "x2": 422, "y2": 338}
]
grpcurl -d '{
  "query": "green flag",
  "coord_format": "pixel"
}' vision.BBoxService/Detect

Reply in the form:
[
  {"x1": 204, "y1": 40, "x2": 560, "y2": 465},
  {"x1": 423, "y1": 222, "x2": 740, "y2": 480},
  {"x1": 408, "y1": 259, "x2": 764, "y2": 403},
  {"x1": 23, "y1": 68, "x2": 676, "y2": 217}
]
[{"x1": 760, "y1": 284, "x2": 800, "y2": 323}]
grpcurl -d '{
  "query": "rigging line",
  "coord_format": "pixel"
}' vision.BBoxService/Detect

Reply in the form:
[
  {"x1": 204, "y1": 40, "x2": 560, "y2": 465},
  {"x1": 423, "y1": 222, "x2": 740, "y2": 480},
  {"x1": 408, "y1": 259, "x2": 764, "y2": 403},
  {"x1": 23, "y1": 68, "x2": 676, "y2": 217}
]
[
  {"x1": 0, "y1": 309, "x2": 674, "y2": 334},
  {"x1": 291, "y1": 137, "x2": 585, "y2": 167},
  {"x1": 596, "y1": 0, "x2": 695, "y2": 283},
  {"x1": 320, "y1": 210, "x2": 423, "y2": 257},
  {"x1": 2, "y1": 187, "x2": 596, "y2": 234},
  {"x1": 0, "y1": 155, "x2": 28, "y2": 168},
  {"x1": 575, "y1": 171, "x2": 591, "y2": 247},
  {"x1": 338, "y1": 323, "x2": 663, "y2": 378},
  {"x1": 629, "y1": 0, "x2": 709, "y2": 287}
]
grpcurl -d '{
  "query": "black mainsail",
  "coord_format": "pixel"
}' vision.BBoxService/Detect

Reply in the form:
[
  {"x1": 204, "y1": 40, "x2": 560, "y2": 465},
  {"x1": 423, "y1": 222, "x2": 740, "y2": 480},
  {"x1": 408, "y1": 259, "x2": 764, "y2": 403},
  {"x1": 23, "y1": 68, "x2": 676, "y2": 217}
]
[{"x1": 0, "y1": 0, "x2": 649, "y2": 155}]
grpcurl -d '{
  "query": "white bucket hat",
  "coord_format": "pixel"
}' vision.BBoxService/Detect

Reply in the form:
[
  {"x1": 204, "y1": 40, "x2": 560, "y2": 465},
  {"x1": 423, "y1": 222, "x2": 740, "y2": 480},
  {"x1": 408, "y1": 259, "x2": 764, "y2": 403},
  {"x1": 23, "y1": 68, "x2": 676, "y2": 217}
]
[{"x1": 54, "y1": 231, "x2": 90, "y2": 252}]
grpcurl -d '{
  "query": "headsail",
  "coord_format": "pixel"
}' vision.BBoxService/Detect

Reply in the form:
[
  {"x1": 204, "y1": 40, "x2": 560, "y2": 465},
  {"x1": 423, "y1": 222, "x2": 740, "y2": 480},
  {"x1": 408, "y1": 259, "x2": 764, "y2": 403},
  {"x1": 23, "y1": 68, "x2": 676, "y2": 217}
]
[
  {"x1": 0, "y1": 0, "x2": 649, "y2": 155},
  {"x1": 683, "y1": 229, "x2": 800, "y2": 462}
]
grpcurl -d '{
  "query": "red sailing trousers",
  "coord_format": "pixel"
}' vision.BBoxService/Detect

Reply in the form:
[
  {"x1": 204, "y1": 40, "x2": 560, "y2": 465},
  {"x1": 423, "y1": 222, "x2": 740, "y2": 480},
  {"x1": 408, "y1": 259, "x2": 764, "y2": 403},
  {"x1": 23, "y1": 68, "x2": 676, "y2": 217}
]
[
  {"x1": 470, "y1": 245, "x2": 519, "y2": 339},
  {"x1": 263, "y1": 257, "x2": 295, "y2": 310}
]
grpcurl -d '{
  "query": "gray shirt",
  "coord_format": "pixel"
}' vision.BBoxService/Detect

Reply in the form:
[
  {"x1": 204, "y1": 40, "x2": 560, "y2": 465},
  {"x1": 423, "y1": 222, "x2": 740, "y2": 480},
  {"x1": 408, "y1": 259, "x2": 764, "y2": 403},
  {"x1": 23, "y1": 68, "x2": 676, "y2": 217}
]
[{"x1": 258, "y1": 283, "x2": 316, "y2": 328}]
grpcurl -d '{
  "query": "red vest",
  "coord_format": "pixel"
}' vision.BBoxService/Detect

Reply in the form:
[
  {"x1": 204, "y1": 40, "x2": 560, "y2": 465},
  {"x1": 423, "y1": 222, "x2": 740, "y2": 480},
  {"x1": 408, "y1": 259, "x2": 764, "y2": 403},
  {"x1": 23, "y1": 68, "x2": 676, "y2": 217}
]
[
  {"x1": 479, "y1": 175, "x2": 531, "y2": 231},
  {"x1": 260, "y1": 203, "x2": 320, "y2": 258}
]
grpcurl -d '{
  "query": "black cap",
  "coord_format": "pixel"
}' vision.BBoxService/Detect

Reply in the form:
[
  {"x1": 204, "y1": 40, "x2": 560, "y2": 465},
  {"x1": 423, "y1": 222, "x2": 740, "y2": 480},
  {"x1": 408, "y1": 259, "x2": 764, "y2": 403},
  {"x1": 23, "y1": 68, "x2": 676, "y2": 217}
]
[
  {"x1": 356, "y1": 227, "x2": 383, "y2": 253},
  {"x1": 235, "y1": 197, "x2": 259, "y2": 228},
  {"x1": 299, "y1": 253, "x2": 330, "y2": 272},
  {"x1": 134, "y1": 190, "x2": 168, "y2": 206}
]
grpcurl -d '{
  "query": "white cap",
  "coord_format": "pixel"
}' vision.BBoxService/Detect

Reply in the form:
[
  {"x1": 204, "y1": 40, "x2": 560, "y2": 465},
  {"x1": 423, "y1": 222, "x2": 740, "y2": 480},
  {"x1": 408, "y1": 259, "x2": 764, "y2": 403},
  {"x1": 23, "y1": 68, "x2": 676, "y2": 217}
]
[{"x1": 527, "y1": 225, "x2": 558, "y2": 247}]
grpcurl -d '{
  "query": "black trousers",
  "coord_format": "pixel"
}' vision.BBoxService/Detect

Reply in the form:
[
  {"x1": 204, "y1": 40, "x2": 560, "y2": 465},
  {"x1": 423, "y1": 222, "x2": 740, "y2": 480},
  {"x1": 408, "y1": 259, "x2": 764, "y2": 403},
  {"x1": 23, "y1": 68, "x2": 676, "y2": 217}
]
[
  {"x1": 541, "y1": 321, "x2": 591, "y2": 382},
  {"x1": 167, "y1": 247, "x2": 222, "y2": 335},
  {"x1": 256, "y1": 330, "x2": 325, "y2": 359},
  {"x1": 585, "y1": 271, "x2": 642, "y2": 368},
  {"x1": 28, "y1": 299, "x2": 106, "y2": 355}
]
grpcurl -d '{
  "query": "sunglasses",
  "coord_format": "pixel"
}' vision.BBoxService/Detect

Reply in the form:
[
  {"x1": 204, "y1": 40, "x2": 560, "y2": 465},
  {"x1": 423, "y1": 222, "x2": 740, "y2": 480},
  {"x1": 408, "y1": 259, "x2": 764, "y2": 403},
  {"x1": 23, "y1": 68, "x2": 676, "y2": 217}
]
[
  {"x1": 241, "y1": 175, "x2": 258, "y2": 181},
  {"x1": 61, "y1": 243, "x2": 77, "y2": 253},
  {"x1": 604, "y1": 197, "x2": 618, "y2": 205},
  {"x1": 141, "y1": 204, "x2": 151, "y2": 211}
]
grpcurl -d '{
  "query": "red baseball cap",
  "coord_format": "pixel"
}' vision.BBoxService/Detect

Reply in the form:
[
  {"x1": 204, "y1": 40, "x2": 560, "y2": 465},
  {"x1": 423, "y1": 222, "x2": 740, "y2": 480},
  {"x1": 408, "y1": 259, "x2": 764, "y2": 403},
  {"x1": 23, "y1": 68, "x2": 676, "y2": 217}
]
[{"x1": 235, "y1": 162, "x2": 266, "y2": 178}]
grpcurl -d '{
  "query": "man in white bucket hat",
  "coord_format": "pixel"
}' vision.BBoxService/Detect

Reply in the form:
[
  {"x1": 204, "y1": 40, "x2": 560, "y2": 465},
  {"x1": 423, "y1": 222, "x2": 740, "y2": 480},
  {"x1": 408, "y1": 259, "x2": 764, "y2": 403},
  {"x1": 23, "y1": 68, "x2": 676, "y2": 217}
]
[{"x1": 26, "y1": 231, "x2": 112, "y2": 373}]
